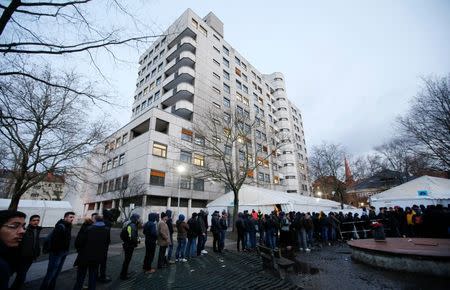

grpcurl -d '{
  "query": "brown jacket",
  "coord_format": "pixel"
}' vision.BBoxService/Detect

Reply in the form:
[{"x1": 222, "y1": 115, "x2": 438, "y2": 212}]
[
  {"x1": 157, "y1": 220, "x2": 171, "y2": 246},
  {"x1": 176, "y1": 221, "x2": 189, "y2": 240}
]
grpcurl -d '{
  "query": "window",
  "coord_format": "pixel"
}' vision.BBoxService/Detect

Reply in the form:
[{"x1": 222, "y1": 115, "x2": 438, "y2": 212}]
[
  {"x1": 286, "y1": 175, "x2": 296, "y2": 179},
  {"x1": 102, "y1": 182, "x2": 108, "y2": 193},
  {"x1": 156, "y1": 77, "x2": 161, "y2": 86},
  {"x1": 193, "y1": 178, "x2": 204, "y2": 191},
  {"x1": 199, "y1": 25, "x2": 207, "y2": 36},
  {"x1": 101, "y1": 162, "x2": 106, "y2": 173},
  {"x1": 180, "y1": 150, "x2": 192, "y2": 163},
  {"x1": 115, "y1": 178, "x2": 121, "y2": 190},
  {"x1": 193, "y1": 154, "x2": 204, "y2": 166},
  {"x1": 223, "y1": 112, "x2": 231, "y2": 123},
  {"x1": 213, "y1": 34, "x2": 220, "y2": 41},
  {"x1": 225, "y1": 145, "x2": 232, "y2": 155},
  {"x1": 264, "y1": 174, "x2": 270, "y2": 182},
  {"x1": 213, "y1": 59, "x2": 220, "y2": 66},
  {"x1": 242, "y1": 73, "x2": 248, "y2": 82},
  {"x1": 180, "y1": 176, "x2": 191, "y2": 189},
  {"x1": 243, "y1": 85, "x2": 248, "y2": 94},
  {"x1": 223, "y1": 70, "x2": 230, "y2": 80},
  {"x1": 194, "y1": 135, "x2": 205, "y2": 146},
  {"x1": 213, "y1": 86, "x2": 220, "y2": 94},
  {"x1": 108, "y1": 180, "x2": 114, "y2": 191},
  {"x1": 122, "y1": 175, "x2": 129, "y2": 189},
  {"x1": 181, "y1": 128, "x2": 193, "y2": 142},
  {"x1": 152, "y1": 142, "x2": 167, "y2": 158},
  {"x1": 97, "y1": 184, "x2": 102, "y2": 194},
  {"x1": 223, "y1": 83, "x2": 230, "y2": 94},
  {"x1": 235, "y1": 67, "x2": 241, "y2": 76},
  {"x1": 122, "y1": 133, "x2": 128, "y2": 145},
  {"x1": 236, "y1": 106, "x2": 243, "y2": 115},
  {"x1": 107, "y1": 160, "x2": 112, "y2": 171},
  {"x1": 235, "y1": 56, "x2": 241, "y2": 65},
  {"x1": 213, "y1": 72, "x2": 220, "y2": 80},
  {"x1": 191, "y1": 18, "x2": 198, "y2": 28},
  {"x1": 113, "y1": 157, "x2": 118, "y2": 168},
  {"x1": 236, "y1": 80, "x2": 242, "y2": 90},
  {"x1": 239, "y1": 150, "x2": 245, "y2": 161},
  {"x1": 223, "y1": 97, "x2": 230, "y2": 107},
  {"x1": 222, "y1": 46, "x2": 229, "y2": 56},
  {"x1": 150, "y1": 170, "x2": 165, "y2": 186},
  {"x1": 223, "y1": 57, "x2": 229, "y2": 68},
  {"x1": 258, "y1": 172, "x2": 264, "y2": 181}
]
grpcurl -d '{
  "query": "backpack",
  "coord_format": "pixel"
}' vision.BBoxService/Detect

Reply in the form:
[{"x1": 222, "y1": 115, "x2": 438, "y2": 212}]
[
  {"x1": 42, "y1": 223, "x2": 65, "y2": 254},
  {"x1": 120, "y1": 222, "x2": 131, "y2": 243}
]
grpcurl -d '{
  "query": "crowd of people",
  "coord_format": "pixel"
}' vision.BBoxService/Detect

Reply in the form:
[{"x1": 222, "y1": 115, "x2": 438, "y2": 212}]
[
  {"x1": 233, "y1": 204, "x2": 450, "y2": 252},
  {"x1": 0, "y1": 203, "x2": 448, "y2": 289}
]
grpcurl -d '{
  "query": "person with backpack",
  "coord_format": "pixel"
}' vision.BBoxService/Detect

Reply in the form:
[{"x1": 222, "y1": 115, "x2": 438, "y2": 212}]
[
  {"x1": 120, "y1": 213, "x2": 140, "y2": 280},
  {"x1": 11, "y1": 214, "x2": 42, "y2": 290},
  {"x1": 73, "y1": 215, "x2": 110, "y2": 290},
  {"x1": 40, "y1": 211, "x2": 75, "y2": 290},
  {"x1": 142, "y1": 213, "x2": 158, "y2": 273}
]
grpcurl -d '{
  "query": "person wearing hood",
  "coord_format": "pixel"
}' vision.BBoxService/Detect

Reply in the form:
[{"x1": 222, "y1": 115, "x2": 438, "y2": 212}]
[
  {"x1": 157, "y1": 212, "x2": 170, "y2": 268},
  {"x1": 186, "y1": 213, "x2": 199, "y2": 259},
  {"x1": 120, "y1": 213, "x2": 140, "y2": 280},
  {"x1": 235, "y1": 212, "x2": 246, "y2": 252},
  {"x1": 73, "y1": 215, "x2": 110, "y2": 290},
  {"x1": 165, "y1": 210, "x2": 175, "y2": 264},
  {"x1": 143, "y1": 213, "x2": 158, "y2": 273},
  {"x1": 40, "y1": 211, "x2": 75, "y2": 290},
  {"x1": 175, "y1": 214, "x2": 189, "y2": 262},
  {"x1": 11, "y1": 214, "x2": 42, "y2": 290},
  {"x1": 196, "y1": 211, "x2": 208, "y2": 256},
  {"x1": 0, "y1": 210, "x2": 26, "y2": 290},
  {"x1": 210, "y1": 211, "x2": 220, "y2": 252}
]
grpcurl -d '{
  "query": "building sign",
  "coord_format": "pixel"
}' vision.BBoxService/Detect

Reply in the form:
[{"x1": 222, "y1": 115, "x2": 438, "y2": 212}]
[{"x1": 417, "y1": 190, "x2": 428, "y2": 196}]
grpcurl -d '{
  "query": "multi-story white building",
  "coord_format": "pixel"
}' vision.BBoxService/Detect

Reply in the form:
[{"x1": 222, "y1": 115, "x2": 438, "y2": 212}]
[{"x1": 76, "y1": 9, "x2": 310, "y2": 219}]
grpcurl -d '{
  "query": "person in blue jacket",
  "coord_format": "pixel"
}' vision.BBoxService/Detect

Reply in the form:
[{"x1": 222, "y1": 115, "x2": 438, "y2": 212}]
[{"x1": 143, "y1": 213, "x2": 158, "y2": 273}]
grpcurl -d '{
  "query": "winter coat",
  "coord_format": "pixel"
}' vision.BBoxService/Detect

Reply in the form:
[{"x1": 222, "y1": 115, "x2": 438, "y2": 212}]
[
  {"x1": 50, "y1": 219, "x2": 72, "y2": 253},
  {"x1": 123, "y1": 221, "x2": 139, "y2": 248},
  {"x1": 187, "y1": 217, "x2": 199, "y2": 239},
  {"x1": 176, "y1": 220, "x2": 189, "y2": 240},
  {"x1": 157, "y1": 220, "x2": 171, "y2": 246},
  {"x1": 0, "y1": 241, "x2": 20, "y2": 290},
  {"x1": 20, "y1": 225, "x2": 42, "y2": 259},
  {"x1": 143, "y1": 213, "x2": 158, "y2": 244},
  {"x1": 219, "y1": 217, "x2": 228, "y2": 231},
  {"x1": 75, "y1": 221, "x2": 110, "y2": 266},
  {"x1": 211, "y1": 215, "x2": 220, "y2": 233}
]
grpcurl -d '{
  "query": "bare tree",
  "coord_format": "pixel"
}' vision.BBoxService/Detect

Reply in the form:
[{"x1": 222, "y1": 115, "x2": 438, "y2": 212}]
[
  {"x1": 309, "y1": 142, "x2": 346, "y2": 208},
  {"x1": 173, "y1": 107, "x2": 288, "y2": 228},
  {"x1": 106, "y1": 175, "x2": 146, "y2": 221},
  {"x1": 350, "y1": 154, "x2": 384, "y2": 180},
  {"x1": 0, "y1": 66, "x2": 109, "y2": 210},
  {"x1": 397, "y1": 75, "x2": 450, "y2": 170}
]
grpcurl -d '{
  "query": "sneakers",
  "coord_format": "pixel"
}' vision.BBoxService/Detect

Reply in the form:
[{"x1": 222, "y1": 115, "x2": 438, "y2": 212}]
[
  {"x1": 201, "y1": 250, "x2": 208, "y2": 254},
  {"x1": 305, "y1": 248, "x2": 311, "y2": 252},
  {"x1": 299, "y1": 248, "x2": 304, "y2": 251},
  {"x1": 168, "y1": 260, "x2": 175, "y2": 264},
  {"x1": 175, "y1": 258, "x2": 179, "y2": 262},
  {"x1": 181, "y1": 258, "x2": 188, "y2": 262}
]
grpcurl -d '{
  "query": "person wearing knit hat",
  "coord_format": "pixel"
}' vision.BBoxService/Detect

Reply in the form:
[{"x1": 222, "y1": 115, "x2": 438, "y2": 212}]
[
  {"x1": 157, "y1": 212, "x2": 171, "y2": 268},
  {"x1": 120, "y1": 213, "x2": 140, "y2": 280}
]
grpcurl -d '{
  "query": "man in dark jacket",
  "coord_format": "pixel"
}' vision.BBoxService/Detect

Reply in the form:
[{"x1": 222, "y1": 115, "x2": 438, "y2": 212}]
[
  {"x1": 186, "y1": 213, "x2": 199, "y2": 259},
  {"x1": 143, "y1": 213, "x2": 158, "y2": 273},
  {"x1": 40, "y1": 211, "x2": 75, "y2": 290},
  {"x1": 73, "y1": 215, "x2": 110, "y2": 290},
  {"x1": 98, "y1": 209, "x2": 112, "y2": 283},
  {"x1": 218, "y1": 211, "x2": 228, "y2": 253},
  {"x1": 0, "y1": 210, "x2": 26, "y2": 290},
  {"x1": 196, "y1": 211, "x2": 207, "y2": 256},
  {"x1": 120, "y1": 213, "x2": 140, "y2": 280},
  {"x1": 235, "y1": 213, "x2": 246, "y2": 251},
  {"x1": 211, "y1": 211, "x2": 220, "y2": 252},
  {"x1": 165, "y1": 210, "x2": 175, "y2": 264},
  {"x1": 11, "y1": 214, "x2": 42, "y2": 290}
]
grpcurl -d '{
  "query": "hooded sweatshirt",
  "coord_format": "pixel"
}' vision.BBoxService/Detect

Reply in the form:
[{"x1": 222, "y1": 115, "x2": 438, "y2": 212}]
[{"x1": 143, "y1": 213, "x2": 158, "y2": 243}]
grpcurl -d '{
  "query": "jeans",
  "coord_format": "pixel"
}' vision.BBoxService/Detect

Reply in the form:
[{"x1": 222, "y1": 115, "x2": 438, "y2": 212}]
[
  {"x1": 185, "y1": 237, "x2": 197, "y2": 258},
  {"x1": 330, "y1": 227, "x2": 337, "y2": 241},
  {"x1": 306, "y1": 229, "x2": 313, "y2": 248},
  {"x1": 265, "y1": 230, "x2": 275, "y2": 249},
  {"x1": 299, "y1": 228, "x2": 307, "y2": 249},
  {"x1": 11, "y1": 257, "x2": 33, "y2": 290},
  {"x1": 249, "y1": 231, "x2": 256, "y2": 249},
  {"x1": 175, "y1": 238, "x2": 187, "y2": 259},
  {"x1": 244, "y1": 232, "x2": 250, "y2": 248},
  {"x1": 73, "y1": 264, "x2": 98, "y2": 290},
  {"x1": 321, "y1": 227, "x2": 329, "y2": 243},
  {"x1": 218, "y1": 230, "x2": 226, "y2": 252},
  {"x1": 197, "y1": 234, "x2": 206, "y2": 255},
  {"x1": 120, "y1": 245, "x2": 134, "y2": 278},
  {"x1": 40, "y1": 251, "x2": 68, "y2": 290},
  {"x1": 167, "y1": 235, "x2": 174, "y2": 260},
  {"x1": 143, "y1": 241, "x2": 156, "y2": 270}
]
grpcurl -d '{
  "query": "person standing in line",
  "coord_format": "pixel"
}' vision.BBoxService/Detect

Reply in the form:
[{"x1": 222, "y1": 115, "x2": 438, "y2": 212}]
[
  {"x1": 165, "y1": 210, "x2": 175, "y2": 264},
  {"x1": 0, "y1": 210, "x2": 26, "y2": 289},
  {"x1": 175, "y1": 214, "x2": 189, "y2": 262},
  {"x1": 97, "y1": 209, "x2": 112, "y2": 283},
  {"x1": 157, "y1": 212, "x2": 170, "y2": 268},
  {"x1": 40, "y1": 211, "x2": 75, "y2": 290},
  {"x1": 185, "y1": 213, "x2": 199, "y2": 259},
  {"x1": 196, "y1": 211, "x2": 207, "y2": 256},
  {"x1": 11, "y1": 214, "x2": 42, "y2": 290},
  {"x1": 218, "y1": 211, "x2": 228, "y2": 253},
  {"x1": 143, "y1": 213, "x2": 158, "y2": 273},
  {"x1": 119, "y1": 213, "x2": 140, "y2": 280},
  {"x1": 73, "y1": 215, "x2": 110, "y2": 290},
  {"x1": 235, "y1": 213, "x2": 246, "y2": 252},
  {"x1": 210, "y1": 211, "x2": 220, "y2": 252}
]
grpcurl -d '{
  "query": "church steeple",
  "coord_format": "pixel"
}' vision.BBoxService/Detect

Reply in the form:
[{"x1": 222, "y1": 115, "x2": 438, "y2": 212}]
[{"x1": 345, "y1": 157, "x2": 354, "y2": 185}]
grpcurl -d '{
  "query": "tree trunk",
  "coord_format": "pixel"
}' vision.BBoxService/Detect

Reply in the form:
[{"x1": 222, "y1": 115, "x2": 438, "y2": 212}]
[
  {"x1": 8, "y1": 193, "x2": 21, "y2": 211},
  {"x1": 232, "y1": 189, "x2": 239, "y2": 232},
  {"x1": 0, "y1": 0, "x2": 20, "y2": 36}
]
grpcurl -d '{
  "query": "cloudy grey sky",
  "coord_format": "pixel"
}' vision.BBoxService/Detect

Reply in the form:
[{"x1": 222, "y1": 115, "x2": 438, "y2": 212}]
[{"x1": 102, "y1": 0, "x2": 450, "y2": 156}]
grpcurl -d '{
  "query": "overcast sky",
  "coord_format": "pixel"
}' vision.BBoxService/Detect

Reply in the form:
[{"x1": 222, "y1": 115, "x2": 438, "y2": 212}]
[{"x1": 101, "y1": 0, "x2": 450, "y2": 157}]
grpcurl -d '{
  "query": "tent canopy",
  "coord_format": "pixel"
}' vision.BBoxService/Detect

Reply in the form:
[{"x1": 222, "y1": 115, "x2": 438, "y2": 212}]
[
  {"x1": 369, "y1": 175, "x2": 450, "y2": 208},
  {"x1": 207, "y1": 185, "x2": 357, "y2": 214}
]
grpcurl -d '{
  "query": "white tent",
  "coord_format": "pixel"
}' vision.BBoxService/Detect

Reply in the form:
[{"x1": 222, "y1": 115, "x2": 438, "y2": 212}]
[
  {"x1": 207, "y1": 185, "x2": 357, "y2": 215},
  {"x1": 0, "y1": 199, "x2": 73, "y2": 227},
  {"x1": 369, "y1": 175, "x2": 450, "y2": 209}
]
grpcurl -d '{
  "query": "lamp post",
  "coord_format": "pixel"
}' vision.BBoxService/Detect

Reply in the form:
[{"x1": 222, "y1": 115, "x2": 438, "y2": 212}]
[{"x1": 177, "y1": 165, "x2": 186, "y2": 217}]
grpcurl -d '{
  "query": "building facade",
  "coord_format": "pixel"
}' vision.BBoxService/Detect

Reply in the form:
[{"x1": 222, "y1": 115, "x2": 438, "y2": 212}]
[{"x1": 77, "y1": 10, "x2": 310, "y2": 219}]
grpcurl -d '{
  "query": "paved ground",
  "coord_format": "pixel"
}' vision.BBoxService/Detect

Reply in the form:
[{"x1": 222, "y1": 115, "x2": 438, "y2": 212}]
[{"x1": 21, "y1": 235, "x2": 450, "y2": 289}]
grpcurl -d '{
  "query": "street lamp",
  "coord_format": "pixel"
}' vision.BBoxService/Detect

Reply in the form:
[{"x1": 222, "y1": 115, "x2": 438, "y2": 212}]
[{"x1": 177, "y1": 165, "x2": 186, "y2": 216}]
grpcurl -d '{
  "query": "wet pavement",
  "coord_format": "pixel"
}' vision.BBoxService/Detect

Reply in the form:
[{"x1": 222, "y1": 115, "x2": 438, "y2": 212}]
[{"x1": 22, "y1": 237, "x2": 450, "y2": 289}]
